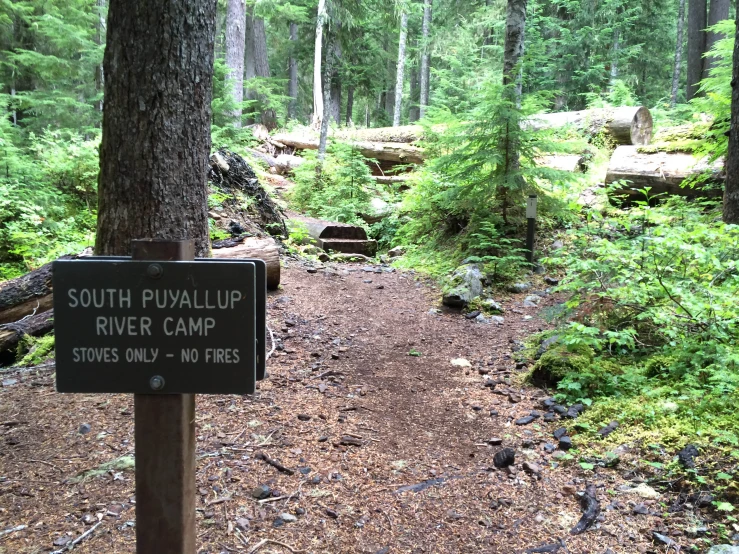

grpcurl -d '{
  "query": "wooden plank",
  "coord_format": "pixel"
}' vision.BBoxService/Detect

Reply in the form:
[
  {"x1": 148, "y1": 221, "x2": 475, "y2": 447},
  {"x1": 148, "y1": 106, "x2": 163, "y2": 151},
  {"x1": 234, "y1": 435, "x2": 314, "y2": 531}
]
[{"x1": 131, "y1": 239, "x2": 196, "y2": 554}]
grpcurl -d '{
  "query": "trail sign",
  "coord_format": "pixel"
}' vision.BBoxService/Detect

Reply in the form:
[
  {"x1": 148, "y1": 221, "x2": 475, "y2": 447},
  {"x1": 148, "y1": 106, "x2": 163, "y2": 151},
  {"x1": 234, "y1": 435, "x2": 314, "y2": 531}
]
[{"x1": 53, "y1": 257, "x2": 262, "y2": 394}]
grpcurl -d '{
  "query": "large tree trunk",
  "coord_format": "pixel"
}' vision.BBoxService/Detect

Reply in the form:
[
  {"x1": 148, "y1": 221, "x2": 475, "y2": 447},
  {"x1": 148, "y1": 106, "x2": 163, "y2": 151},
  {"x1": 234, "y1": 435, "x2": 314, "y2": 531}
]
[
  {"x1": 419, "y1": 0, "x2": 431, "y2": 119},
  {"x1": 705, "y1": 0, "x2": 730, "y2": 75},
  {"x1": 503, "y1": 0, "x2": 527, "y2": 102},
  {"x1": 393, "y1": 12, "x2": 408, "y2": 127},
  {"x1": 671, "y1": 0, "x2": 686, "y2": 108},
  {"x1": 606, "y1": 145, "x2": 724, "y2": 203},
  {"x1": 528, "y1": 106, "x2": 654, "y2": 145},
  {"x1": 225, "y1": 0, "x2": 246, "y2": 127},
  {"x1": 312, "y1": 0, "x2": 327, "y2": 128},
  {"x1": 687, "y1": 0, "x2": 707, "y2": 100},
  {"x1": 724, "y1": 6, "x2": 739, "y2": 224},
  {"x1": 287, "y1": 22, "x2": 298, "y2": 120},
  {"x1": 96, "y1": 0, "x2": 216, "y2": 257}
]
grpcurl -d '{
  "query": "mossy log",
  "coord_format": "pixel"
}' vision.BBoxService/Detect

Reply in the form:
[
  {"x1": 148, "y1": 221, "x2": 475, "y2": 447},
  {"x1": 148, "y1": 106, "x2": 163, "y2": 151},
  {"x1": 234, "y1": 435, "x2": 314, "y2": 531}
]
[
  {"x1": 605, "y1": 145, "x2": 724, "y2": 202},
  {"x1": 0, "y1": 310, "x2": 55, "y2": 363}
]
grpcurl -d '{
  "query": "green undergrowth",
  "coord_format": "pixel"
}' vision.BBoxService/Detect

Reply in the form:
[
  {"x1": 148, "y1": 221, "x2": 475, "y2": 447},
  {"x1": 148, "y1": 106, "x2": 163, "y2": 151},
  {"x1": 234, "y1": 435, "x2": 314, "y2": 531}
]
[
  {"x1": 17, "y1": 334, "x2": 56, "y2": 366},
  {"x1": 529, "y1": 196, "x2": 739, "y2": 451}
]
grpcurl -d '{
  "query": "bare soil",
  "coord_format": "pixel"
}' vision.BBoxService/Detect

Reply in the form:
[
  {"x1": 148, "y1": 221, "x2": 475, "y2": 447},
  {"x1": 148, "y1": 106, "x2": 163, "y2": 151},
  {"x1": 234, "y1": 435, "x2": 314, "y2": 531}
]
[{"x1": 0, "y1": 260, "x2": 706, "y2": 553}]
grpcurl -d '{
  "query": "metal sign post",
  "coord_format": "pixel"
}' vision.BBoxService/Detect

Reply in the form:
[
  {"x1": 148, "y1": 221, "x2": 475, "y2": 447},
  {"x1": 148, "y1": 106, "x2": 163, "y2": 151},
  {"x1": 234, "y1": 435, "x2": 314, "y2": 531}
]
[
  {"x1": 526, "y1": 195, "x2": 538, "y2": 265},
  {"x1": 52, "y1": 239, "x2": 267, "y2": 553}
]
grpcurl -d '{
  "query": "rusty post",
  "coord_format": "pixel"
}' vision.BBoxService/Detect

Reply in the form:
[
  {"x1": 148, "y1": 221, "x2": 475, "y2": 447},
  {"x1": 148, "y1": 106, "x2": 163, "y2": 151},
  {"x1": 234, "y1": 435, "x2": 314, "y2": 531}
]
[{"x1": 132, "y1": 239, "x2": 196, "y2": 554}]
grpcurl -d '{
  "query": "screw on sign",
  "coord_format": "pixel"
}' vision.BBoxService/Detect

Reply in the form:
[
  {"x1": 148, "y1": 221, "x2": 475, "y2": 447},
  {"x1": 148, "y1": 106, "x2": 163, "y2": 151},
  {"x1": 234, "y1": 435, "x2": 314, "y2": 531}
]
[{"x1": 52, "y1": 239, "x2": 267, "y2": 553}]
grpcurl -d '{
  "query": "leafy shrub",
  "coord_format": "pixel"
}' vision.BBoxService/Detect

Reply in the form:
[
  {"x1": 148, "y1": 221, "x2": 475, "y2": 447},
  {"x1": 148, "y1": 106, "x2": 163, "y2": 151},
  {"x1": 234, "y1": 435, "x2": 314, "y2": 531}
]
[
  {"x1": 289, "y1": 142, "x2": 378, "y2": 227},
  {"x1": 540, "y1": 197, "x2": 739, "y2": 443}
]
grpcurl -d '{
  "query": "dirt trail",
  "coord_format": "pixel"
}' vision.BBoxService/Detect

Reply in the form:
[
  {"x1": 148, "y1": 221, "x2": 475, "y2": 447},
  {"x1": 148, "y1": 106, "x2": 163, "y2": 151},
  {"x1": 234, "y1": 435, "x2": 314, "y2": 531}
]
[{"x1": 0, "y1": 259, "x2": 672, "y2": 553}]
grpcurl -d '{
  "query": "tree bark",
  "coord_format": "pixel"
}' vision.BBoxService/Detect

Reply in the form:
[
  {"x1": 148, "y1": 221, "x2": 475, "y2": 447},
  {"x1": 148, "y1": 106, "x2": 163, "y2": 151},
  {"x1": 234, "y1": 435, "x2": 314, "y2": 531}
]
[
  {"x1": 95, "y1": 0, "x2": 106, "y2": 113},
  {"x1": 346, "y1": 85, "x2": 354, "y2": 126},
  {"x1": 671, "y1": 0, "x2": 686, "y2": 107},
  {"x1": 408, "y1": 54, "x2": 420, "y2": 122},
  {"x1": 705, "y1": 0, "x2": 730, "y2": 75},
  {"x1": 318, "y1": 29, "x2": 334, "y2": 162},
  {"x1": 312, "y1": 0, "x2": 328, "y2": 128},
  {"x1": 0, "y1": 258, "x2": 65, "y2": 325},
  {"x1": 225, "y1": 0, "x2": 246, "y2": 127},
  {"x1": 96, "y1": 0, "x2": 216, "y2": 257},
  {"x1": 724, "y1": 6, "x2": 739, "y2": 223},
  {"x1": 609, "y1": 29, "x2": 620, "y2": 86},
  {"x1": 419, "y1": 0, "x2": 431, "y2": 118},
  {"x1": 687, "y1": 0, "x2": 707, "y2": 100},
  {"x1": 287, "y1": 22, "x2": 298, "y2": 120},
  {"x1": 393, "y1": 11, "x2": 408, "y2": 127}
]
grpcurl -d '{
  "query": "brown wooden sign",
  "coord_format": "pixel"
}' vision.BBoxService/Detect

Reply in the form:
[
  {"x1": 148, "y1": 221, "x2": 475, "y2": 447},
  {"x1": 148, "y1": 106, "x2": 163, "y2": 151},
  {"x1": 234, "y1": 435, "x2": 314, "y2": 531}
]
[{"x1": 53, "y1": 258, "x2": 260, "y2": 394}]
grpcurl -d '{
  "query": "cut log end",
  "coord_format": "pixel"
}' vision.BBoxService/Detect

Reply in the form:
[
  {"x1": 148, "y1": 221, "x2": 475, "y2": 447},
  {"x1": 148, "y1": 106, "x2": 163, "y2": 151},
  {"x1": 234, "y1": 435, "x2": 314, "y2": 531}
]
[{"x1": 627, "y1": 106, "x2": 654, "y2": 146}]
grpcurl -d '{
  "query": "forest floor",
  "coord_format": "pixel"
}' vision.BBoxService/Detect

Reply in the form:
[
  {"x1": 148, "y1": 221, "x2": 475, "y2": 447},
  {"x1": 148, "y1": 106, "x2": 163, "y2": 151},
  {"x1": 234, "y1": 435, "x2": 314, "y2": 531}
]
[{"x1": 0, "y1": 259, "x2": 709, "y2": 554}]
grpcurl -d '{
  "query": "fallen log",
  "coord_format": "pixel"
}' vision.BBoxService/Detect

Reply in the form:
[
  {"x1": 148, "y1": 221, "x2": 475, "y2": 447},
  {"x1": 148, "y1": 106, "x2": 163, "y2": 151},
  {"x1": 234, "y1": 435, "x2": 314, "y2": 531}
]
[
  {"x1": 0, "y1": 310, "x2": 55, "y2": 363},
  {"x1": 372, "y1": 175, "x2": 410, "y2": 186},
  {"x1": 0, "y1": 258, "x2": 70, "y2": 325},
  {"x1": 246, "y1": 149, "x2": 304, "y2": 175},
  {"x1": 535, "y1": 154, "x2": 588, "y2": 173},
  {"x1": 271, "y1": 133, "x2": 425, "y2": 164},
  {"x1": 528, "y1": 106, "x2": 654, "y2": 145},
  {"x1": 605, "y1": 145, "x2": 724, "y2": 202},
  {"x1": 211, "y1": 237, "x2": 281, "y2": 290}
]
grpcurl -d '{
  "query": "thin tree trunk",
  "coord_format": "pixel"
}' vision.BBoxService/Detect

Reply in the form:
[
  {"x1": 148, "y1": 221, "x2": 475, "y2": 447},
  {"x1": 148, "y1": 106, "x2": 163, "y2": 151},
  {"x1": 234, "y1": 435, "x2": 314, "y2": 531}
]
[
  {"x1": 501, "y1": 0, "x2": 528, "y2": 225},
  {"x1": 687, "y1": 0, "x2": 707, "y2": 100},
  {"x1": 225, "y1": 0, "x2": 246, "y2": 127},
  {"x1": 610, "y1": 29, "x2": 620, "y2": 86},
  {"x1": 244, "y1": 6, "x2": 256, "y2": 125},
  {"x1": 346, "y1": 85, "x2": 354, "y2": 126},
  {"x1": 419, "y1": 0, "x2": 431, "y2": 119},
  {"x1": 671, "y1": 0, "x2": 686, "y2": 107},
  {"x1": 96, "y1": 0, "x2": 216, "y2": 257},
  {"x1": 724, "y1": 5, "x2": 739, "y2": 223},
  {"x1": 288, "y1": 22, "x2": 298, "y2": 120},
  {"x1": 253, "y1": 15, "x2": 276, "y2": 129},
  {"x1": 95, "y1": 0, "x2": 106, "y2": 113},
  {"x1": 318, "y1": 31, "x2": 334, "y2": 162},
  {"x1": 393, "y1": 11, "x2": 408, "y2": 127},
  {"x1": 330, "y1": 38, "x2": 342, "y2": 124},
  {"x1": 312, "y1": 0, "x2": 328, "y2": 128},
  {"x1": 408, "y1": 57, "x2": 420, "y2": 122},
  {"x1": 705, "y1": 0, "x2": 730, "y2": 75}
]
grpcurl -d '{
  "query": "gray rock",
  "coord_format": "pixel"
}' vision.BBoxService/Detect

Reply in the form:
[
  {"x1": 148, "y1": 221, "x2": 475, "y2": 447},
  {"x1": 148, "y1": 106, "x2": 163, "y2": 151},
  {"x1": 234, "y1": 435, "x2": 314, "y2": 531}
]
[
  {"x1": 544, "y1": 276, "x2": 559, "y2": 285},
  {"x1": 559, "y1": 436, "x2": 573, "y2": 450},
  {"x1": 553, "y1": 427, "x2": 568, "y2": 439},
  {"x1": 387, "y1": 246, "x2": 405, "y2": 257},
  {"x1": 552, "y1": 240, "x2": 564, "y2": 250},
  {"x1": 251, "y1": 485, "x2": 272, "y2": 500},
  {"x1": 515, "y1": 416, "x2": 536, "y2": 426},
  {"x1": 523, "y1": 295, "x2": 541, "y2": 308},
  {"x1": 490, "y1": 316, "x2": 505, "y2": 325},
  {"x1": 78, "y1": 423, "x2": 91, "y2": 435},
  {"x1": 493, "y1": 448, "x2": 516, "y2": 468},
  {"x1": 481, "y1": 299, "x2": 504, "y2": 313},
  {"x1": 442, "y1": 264, "x2": 484, "y2": 308},
  {"x1": 506, "y1": 282, "x2": 531, "y2": 294},
  {"x1": 707, "y1": 546, "x2": 739, "y2": 554},
  {"x1": 279, "y1": 513, "x2": 297, "y2": 523},
  {"x1": 543, "y1": 443, "x2": 556, "y2": 453}
]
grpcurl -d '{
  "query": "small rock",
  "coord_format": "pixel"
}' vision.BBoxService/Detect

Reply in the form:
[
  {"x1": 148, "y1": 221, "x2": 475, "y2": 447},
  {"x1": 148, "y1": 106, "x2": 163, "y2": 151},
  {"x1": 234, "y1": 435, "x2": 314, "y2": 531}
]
[
  {"x1": 317, "y1": 436, "x2": 328, "y2": 442},
  {"x1": 540, "y1": 397, "x2": 556, "y2": 409},
  {"x1": 523, "y1": 295, "x2": 541, "y2": 308},
  {"x1": 465, "y1": 310, "x2": 481, "y2": 319},
  {"x1": 78, "y1": 423, "x2": 91, "y2": 435},
  {"x1": 565, "y1": 403, "x2": 584, "y2": 418},
  {"x1": 561, "y1": 485, "x2": 577, "y2": 496},
  {"x1": 387, "y1": 246, "x2": 405, "y2": 257},
  {"x1": 522, "y1": 462, "x2": 540, "y2": 475},
  {"x1": 597, "y1": 421, "x2": 619, "y2": 437},
  {"x1": 553, "y1": 427, "x2": 568, "y2": 440},
  {"x1": 677, "y1": 444, "x2": 699, "y2": 469},
  {"x1": 543, "y1": 443, "x2": 556, "y2": 453},
  {"x1": 543, "y1": 413, "x2": 556, "y2": 422},
  {"x1": 489, "y1": 409, "x2": 499, "y2": 417},
  {"x1": 493, "y1": 448, "x2": 516, "y2": 468},
  {"x1": 451, "y1": 358, "x2": 472, "y2": 369},
  {"x1": 471, "y1": 405, "x2": 482, "y2": 412},
  {"x1": 529, "y1": 410, "x2": 541, "y2": 419},
  {"x1": 1, "y1": 378, "x2": 17, "y2": 387},
  {"x1": 506, "y1": 283, "x2": 531, "y2": 294},
  {"x1": 652, "y1": 531, "x2": 677, "y2": 548},
  {"x1": 633, "y1": 503, "x2": 649, "y2": 515},
  {"x1": 325, "y1": 508, "x2": 339, "y2": 519},
  {"x1": 297, "y1": 414, "x2": 312, "y2": 421},
  {"x1": 310, "y1": 475, "x2": 322, "y2": 484},
  {"x1": 544, "y1": 276, "x2": 559, "y2": 285},
  {"x1": 707, "y1": 546, "x2": 739, "y2": 554},
  {"x1": 339, "y1": 436, "x2": 363, "y2": 447},
  {"x1": 559, "y1": 436, "x2": 573, "y2": 450},
  {"x1": 299, "y1": 467, "x2": 311, "y2": 475},
  {"x1": 490, "y1": 316, "x2": 505, "y2": 325},
  {"x1": 515, "y1": 416, "x2": 536, "y2": 426},
  {"x1": 552, "y1": 405, "x2": 567, "y2": 415},
  {"x1": 251, "y1": 485, "x2": 271, "y2": 500},
  {"x1": 552, "y1": 240, "x2": 564, "y2": 250},
  {"x1": 630, "y1": 483, "x2": 661, "y2": 499},
  {"x1": 53, "y1": 536, "x2": 72, "y2": 547},
  {"x1": 235, "y1": 517, "x2": 250, "y2": 530},
  {"x1": 488, "y1": 438, "x2": 503, "y2": 446},
  {"x1": 307, "y1": 268, "x2": 318, "y2": 274},
  {"x1": 279, "y1": 513, "x2": 297, "y2": 523},
  {"x1": 508, "y1": 393, "x2": 521, "y2": 403}
]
